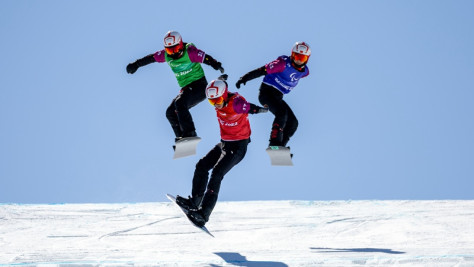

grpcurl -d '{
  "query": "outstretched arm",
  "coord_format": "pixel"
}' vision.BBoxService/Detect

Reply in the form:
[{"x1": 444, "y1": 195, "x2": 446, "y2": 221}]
[
  {"x1": 248, "y1": 103, "x2": 269, "y2": 114},
  {"x1": 187, "y1": 45, "x2": 224, "y2": 73},
  {"x1": 233, "y1": 96, "x2": 268, "y2": 114},
  {"x1": 126, "y1": 54, "x2": 156, "y2": 74},
  {"x1": 203, "y1": 54, "x2": 224, "y2": 73},
  {"x1": 236, "y1": 56, "x2": 288, "y2": 88},
  {"x1": 235, "y1": 66, "x2": 266, "y2": 89}
]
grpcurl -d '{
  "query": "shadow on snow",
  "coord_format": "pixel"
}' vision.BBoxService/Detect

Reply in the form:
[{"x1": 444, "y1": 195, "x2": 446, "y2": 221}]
[{"x1": 211, "y1": 252, "x2": 288, "y2": 267}]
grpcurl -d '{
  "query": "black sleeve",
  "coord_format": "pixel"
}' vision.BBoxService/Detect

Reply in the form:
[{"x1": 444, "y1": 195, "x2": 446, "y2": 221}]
[
  {"x1": 134, "y1": 54, "x2": 156, "y2": 67},
  {"x1": 239, "y1": 66, "x2": 267, "y2": 83},
  {"x1": 203, "y1": 54, "x2": 222, "y2": 71}
]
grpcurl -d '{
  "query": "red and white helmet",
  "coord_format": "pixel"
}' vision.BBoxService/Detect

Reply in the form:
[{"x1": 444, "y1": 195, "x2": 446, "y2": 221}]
[
  {"x1": 291, "y1": 42, "x2": 311, "y2": 65},
  {"x1": 163, "y1": 30, "x2": 182, "y2": 47},
  {"x1": 206, "y1": 80, "x2": 228, "y2": 106},
  {"x1": 292, "y1": 41, "x2": 311, "y2": 56}
]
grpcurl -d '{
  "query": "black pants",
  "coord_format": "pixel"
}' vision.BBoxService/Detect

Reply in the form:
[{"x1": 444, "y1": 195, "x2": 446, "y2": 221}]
[
  {"x1": 165, "y1": 77, "x2": 208, "y2": 137},
  {"x1": 192, "y1": 139, "x2": 249, "y2": 220},
  {"x1": 258, "y1": 83, "x2": 298, "y2": 146}
]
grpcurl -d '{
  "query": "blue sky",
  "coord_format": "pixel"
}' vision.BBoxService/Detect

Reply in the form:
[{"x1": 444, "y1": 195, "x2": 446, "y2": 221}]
[{"x1": 1, "y1": 0, "x2": 473, "y2": 203}]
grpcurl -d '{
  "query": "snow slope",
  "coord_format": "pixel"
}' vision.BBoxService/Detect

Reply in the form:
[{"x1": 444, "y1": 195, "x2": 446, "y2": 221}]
[{"x1": 1, "y1": 200, "x2": 474, "y2": 266}]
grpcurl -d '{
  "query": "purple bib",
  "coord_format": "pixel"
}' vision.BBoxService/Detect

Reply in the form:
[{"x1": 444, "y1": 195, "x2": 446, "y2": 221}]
[{"x1": 263, "y1": 56, "x2": 309, "y2": 94}]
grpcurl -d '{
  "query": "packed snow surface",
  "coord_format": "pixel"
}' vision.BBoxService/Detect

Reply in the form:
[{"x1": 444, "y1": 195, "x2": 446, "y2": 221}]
[{"x1": 1, "y1": 200, "x2": 474, "y2": 266}]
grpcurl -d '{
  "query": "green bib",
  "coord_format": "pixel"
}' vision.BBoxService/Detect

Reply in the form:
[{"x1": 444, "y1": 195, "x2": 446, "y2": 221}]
[{"x1": 165, "y1": 43, "x2": 205, "y2": 87}]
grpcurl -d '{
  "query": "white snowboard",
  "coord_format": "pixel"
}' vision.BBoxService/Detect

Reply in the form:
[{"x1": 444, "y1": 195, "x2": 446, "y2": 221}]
[
  {"x1": 266, "y1": 146, "x2": 293, "y2": 166},
  {"x1": 173, "y1": 137, "x2": 201, "y2": 159}
]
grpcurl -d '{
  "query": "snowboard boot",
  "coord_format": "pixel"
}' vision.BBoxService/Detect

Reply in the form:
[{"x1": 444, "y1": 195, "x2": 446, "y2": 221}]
[
  {"x1": 268, "y1": 124, "x2": 284, "y2": 147},
  {"x1": 170, "y1": 122, "x2": 183, "y2": 141},
  {"x1": 187, "y1": 209, "x2": 207, "y2": 227},
  {"x1": 195, "y1": 190, "x2": 218, "y2": 226},
  {"x1": 176, "y1": 195, "x2": 203, "y2": 212},
  {"x1": 181, "y1": 130, "x2": 197, "y2": 138},
  {"x1": 174, "y1": 130, "x2": 197, "y2": 145}
]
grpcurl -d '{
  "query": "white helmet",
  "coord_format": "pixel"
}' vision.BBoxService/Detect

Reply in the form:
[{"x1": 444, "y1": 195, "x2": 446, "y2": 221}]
[
  {"x1": 163, "y1": 30, "x2": 182, "y2": 47},
  {"x1": 292, "y1": 41, "x2": 311, "y2": 56},
  {"x1": 206, "y1": 80, "x2": 228, "y2": 100}
]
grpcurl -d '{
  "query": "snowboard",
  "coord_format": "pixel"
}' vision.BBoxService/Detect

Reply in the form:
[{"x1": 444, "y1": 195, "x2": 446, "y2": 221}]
[
  {"x1": 166, "y1": 194, "x2": 214, "y2": 237},
  {"x1": 266, "y1": 146, "x2": 293, "y2": 166},
  {"x1": 173, "y1": 136, "x2": 202, "y2": 159}
]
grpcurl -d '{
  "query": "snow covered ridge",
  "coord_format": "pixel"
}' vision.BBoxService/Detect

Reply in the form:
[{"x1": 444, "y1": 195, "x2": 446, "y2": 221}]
[{"x1": 1, "y1": 200, "x2": 474, "y2": 266}]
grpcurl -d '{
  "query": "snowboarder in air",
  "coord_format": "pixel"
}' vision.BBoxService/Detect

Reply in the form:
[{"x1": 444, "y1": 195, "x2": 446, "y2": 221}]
[
  {"x1": 235, "y1": 42, "x2": 311, "y2": 148},
  {"x1": 176, "y1": 75, "x2": 268, "y2": 227},
  {"x1": 126, "y1": 30, "x2": 224, "y2": 142}
]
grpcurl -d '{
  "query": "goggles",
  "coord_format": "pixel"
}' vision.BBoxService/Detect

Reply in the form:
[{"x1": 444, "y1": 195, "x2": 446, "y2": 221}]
[
  {"x1": 291, "y1": 52, "x2": 309, "y2": 64},
  {"x1": 208, "y1": 96, "x2": 224, "y2": 106},
  {"x1": 165, "y1": 43, "x2": 183, "y2": 55}
]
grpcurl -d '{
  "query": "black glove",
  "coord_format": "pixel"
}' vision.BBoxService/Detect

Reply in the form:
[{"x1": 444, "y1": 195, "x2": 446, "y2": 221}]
[
  {"x1": 217, "y1": 74, "x2": 228, "y2": 81},
  {"x1": 249, "y1": 104, "x2": 268, "y2": 114},
  {"x1": 126, "y1": 63, "x2": 138, "y2": 74},
  {"x1": 215, "y1": 62, "x2": 225, "y2": 74},
  {"x1": 236, "y1": 77, "x2": 246, "y2": 89},
  {"x1": 126, "y1": 54, "x2": 155, "y2": 74}
]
